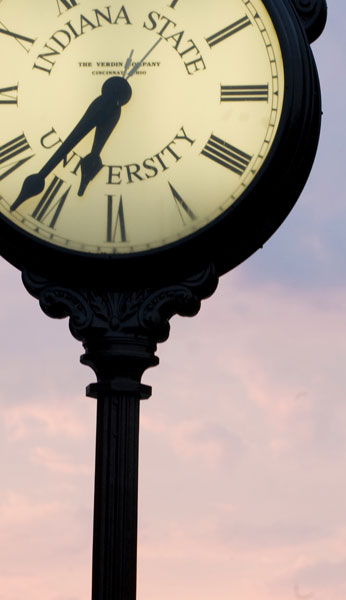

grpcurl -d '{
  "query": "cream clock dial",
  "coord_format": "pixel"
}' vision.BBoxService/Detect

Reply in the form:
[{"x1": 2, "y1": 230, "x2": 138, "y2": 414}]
[{"x1": 0, "y1": 0, "x2": 284, "y2": 255}]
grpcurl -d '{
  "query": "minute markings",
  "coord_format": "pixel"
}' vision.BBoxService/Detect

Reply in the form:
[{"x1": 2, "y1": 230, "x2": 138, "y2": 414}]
[{"x1": 201, "y1": 135, "x2": 252, "y2": 175}]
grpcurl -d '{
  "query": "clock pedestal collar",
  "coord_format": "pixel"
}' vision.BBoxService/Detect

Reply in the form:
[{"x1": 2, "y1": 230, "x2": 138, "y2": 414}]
[{"x1": 22, "y1": 266, "x2": 218, "y2": 599}]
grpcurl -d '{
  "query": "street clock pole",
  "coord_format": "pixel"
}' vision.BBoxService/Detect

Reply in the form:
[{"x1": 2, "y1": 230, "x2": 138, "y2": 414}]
[
  {"x1": 22, "y1": 265, "x2": 218, "y2": 598},
  {"x1": 0, "y1": 0, "x2": 327, "y2": 598}
]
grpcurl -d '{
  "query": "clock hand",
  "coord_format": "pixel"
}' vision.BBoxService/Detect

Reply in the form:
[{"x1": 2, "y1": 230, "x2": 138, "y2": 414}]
[
  {"x1": 78, "y1": 104, "x2": 121, "y2": 196},
  {"x1": 11, "y1": 96, "x2": 109, "y2": 211},
  {"x1": 78, "y1": 77, "x2": 133, "y2": 196},
  {"x1": 79, "y1": 40, "x2": 162, "y2": 195},
  {"x1": 123, "y1": 49, "x2": 134, "y2": 78},
  {"x1": 126, "y1": 36, "x2": 162, "y2": 79},
  {"x1": 12, "y1": 38, "x2": 160, "y2": 210},
  {"x1": 11, "y1": 77, "x2": 132, "y2": 210}
]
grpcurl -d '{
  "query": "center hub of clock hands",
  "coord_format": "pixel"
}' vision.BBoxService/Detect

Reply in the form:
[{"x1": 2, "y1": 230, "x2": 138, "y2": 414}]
[
  {"x1": 11, "y1": 38, "x2": 163, "y2": 212},
  {"x1": 77, "y1": 77, "x2": 132, "y2": 197}
]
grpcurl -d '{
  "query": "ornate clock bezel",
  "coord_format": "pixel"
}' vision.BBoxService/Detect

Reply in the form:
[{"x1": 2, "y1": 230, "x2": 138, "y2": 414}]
[{"x1": 0, "y1": 0, "x2": 322, "y2": 290}]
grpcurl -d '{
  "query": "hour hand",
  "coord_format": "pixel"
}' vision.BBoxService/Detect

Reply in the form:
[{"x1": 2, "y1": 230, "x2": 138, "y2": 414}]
[
  {"x1": 11, "y1": 95, "x2": 106, "y2": 211},
  {"x1": 77, "y1": 97, "x2": 124, "y2": 197},
  {"x1": 11, "y1": 77, "x2": 132, "y2": 210}
]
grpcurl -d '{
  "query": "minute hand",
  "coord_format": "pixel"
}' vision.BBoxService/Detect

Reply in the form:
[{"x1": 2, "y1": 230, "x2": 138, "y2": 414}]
[{"x1": 126, "y1": 36, "x2": 162, "y2": 79}]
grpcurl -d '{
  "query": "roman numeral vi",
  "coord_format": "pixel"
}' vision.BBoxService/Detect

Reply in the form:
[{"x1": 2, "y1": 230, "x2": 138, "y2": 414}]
[{"x1": 107, "y1": 196, "x2": 126, "y2": 243}]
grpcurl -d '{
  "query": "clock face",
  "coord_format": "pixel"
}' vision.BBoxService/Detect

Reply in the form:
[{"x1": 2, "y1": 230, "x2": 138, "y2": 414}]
[{"x1": 0, "y1": 0, "x2": 284, "y2": 257}]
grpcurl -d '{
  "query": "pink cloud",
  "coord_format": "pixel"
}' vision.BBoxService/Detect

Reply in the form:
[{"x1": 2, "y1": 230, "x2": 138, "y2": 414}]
[
  {"x1": 141, "y1": 414, "x2": 230, "y2": 468},
  {"x1": 0, "y1": 491, "x2": 63, "y2": 526},
  {"x1": 2, "y1": 397, "x2": 94, "y2": 441},
  {"x1": 0, "y1": 490, "x2": 92, "y2": 598},
  {"x1": 32, "y1": 445, "x2": 92, "y2": 475}
]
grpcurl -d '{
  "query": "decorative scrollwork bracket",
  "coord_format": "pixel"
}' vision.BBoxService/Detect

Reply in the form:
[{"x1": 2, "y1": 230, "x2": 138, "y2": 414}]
[
  {"x1": 22, "y1": 265, "x2": 218, "y2": 399},
  {"x1": 290, "y1": 0, "x2": 327, "y2": 43}
]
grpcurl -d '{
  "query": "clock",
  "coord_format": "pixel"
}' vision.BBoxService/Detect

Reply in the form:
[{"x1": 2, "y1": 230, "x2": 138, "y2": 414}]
[{"x1": 0, "y1": 0, "x2": 321, "y2": 288}]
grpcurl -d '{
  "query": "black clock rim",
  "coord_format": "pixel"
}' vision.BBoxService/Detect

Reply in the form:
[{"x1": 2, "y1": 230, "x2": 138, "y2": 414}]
[{"x1": 0, "y1": 0, "x2": 322, "y2": 290}]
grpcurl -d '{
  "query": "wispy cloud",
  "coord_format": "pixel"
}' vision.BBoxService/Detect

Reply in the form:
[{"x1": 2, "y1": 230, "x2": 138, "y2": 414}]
[{"x1": 2, "y1": 399, "x2": 92, "y2": 441}]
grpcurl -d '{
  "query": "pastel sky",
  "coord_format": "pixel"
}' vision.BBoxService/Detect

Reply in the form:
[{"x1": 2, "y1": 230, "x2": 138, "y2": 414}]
[{"x1": 0, "y1": 3, "x2": 345, "y2": 600}]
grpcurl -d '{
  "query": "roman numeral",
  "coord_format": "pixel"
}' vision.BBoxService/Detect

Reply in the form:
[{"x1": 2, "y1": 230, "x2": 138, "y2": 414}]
[
  {"x1": 201, "y1": 135, "x2": 252, "y2": 175},
  {"x1": 32, "y1": 176, "x2": 70, "y2": 228},
  {"x1": 206, "y1": 16, "x2": 251, "y2": 47},
  {"x1": 221, "y1": 85, "x2": 269, "y2": 102},
  {"x1": 107, "y1": 196, "x2": 126, "y2": 243},
  {"x1": 56, "y1": 0, "x2": 79, "y2": 16},
  {"x1": 0, "y1": 134, "x2": 33, "y2": 181},
  {"x1": 168, "y1": 183, "x2": 196, "y2": 224},
  {"x1": 0, "y1": 22, "x2": 36, "y2": 52},
  {"x1": 169, "y1": 0, "x2": 180, "y2": 7},
  {"x1": 0, "y1": 85, "x2": 18, "y2": 105}
]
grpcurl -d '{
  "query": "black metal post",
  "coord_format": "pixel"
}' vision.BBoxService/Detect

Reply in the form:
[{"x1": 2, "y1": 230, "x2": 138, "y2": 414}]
[
  {"x1": 21, "y1": 266, "x2": 218, "y2": 599},
  {"x1": 91, "y1": 390, "x2": 140, "y2": 599},
  {"x1": 82, "y1": 335, "x2": 157, "y2": 600}
]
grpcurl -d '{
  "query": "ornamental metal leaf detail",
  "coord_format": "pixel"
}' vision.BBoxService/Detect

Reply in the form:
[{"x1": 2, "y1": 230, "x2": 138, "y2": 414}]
[
  {"x1": 86, "y1": 290, "x2": 148, "y2": 332},
  {"x1": 22, "y1": 265, "x2": 218, "y2": 344}
]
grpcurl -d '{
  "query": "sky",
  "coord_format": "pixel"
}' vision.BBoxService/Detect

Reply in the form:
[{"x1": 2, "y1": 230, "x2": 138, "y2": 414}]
[{"x1": 0, "y1": 3, "x2": 345, "y2": 600}]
